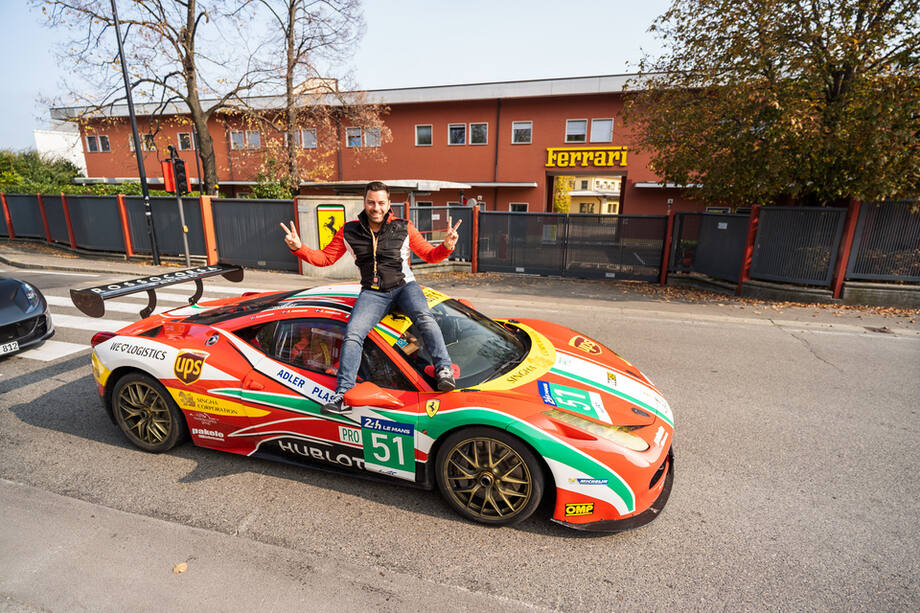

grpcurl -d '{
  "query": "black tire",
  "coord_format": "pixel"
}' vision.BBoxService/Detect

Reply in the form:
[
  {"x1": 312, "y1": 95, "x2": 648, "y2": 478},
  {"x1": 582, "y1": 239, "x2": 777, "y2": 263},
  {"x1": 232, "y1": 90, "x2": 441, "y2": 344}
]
[
  {"x1": 110, "y1": 372, "x2": 187, "y2": 453},
  {"x1": 435, "y1": 427, "x2": 544, "y2": 526}
]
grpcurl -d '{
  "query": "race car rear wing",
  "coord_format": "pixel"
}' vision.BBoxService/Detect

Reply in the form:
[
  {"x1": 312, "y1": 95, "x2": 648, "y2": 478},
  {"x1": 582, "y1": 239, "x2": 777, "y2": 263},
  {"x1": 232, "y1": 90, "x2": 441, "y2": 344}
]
[{"x1": 70, "y1": 263, "x2": 244, "y2": 319}]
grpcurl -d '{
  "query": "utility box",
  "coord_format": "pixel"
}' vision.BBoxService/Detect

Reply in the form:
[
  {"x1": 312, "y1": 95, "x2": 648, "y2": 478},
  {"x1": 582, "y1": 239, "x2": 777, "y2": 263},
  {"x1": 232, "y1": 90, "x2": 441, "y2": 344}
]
[{"x1": 295, "y1": 195, "x2": 364, "y2": 279}]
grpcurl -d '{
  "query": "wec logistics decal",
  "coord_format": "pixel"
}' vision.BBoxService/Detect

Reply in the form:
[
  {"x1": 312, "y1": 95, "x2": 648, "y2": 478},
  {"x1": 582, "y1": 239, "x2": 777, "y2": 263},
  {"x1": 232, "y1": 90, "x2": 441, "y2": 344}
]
[{"x1": 174, "y1": 350, "x2": 208, "y2": 384}]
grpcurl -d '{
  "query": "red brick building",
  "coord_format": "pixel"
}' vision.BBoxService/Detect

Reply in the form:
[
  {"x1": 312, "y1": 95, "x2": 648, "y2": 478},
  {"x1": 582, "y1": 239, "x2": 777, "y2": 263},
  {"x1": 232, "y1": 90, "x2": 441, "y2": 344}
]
[{"x1": 51, "y1": 74, "x2": 710, "y2": 215}]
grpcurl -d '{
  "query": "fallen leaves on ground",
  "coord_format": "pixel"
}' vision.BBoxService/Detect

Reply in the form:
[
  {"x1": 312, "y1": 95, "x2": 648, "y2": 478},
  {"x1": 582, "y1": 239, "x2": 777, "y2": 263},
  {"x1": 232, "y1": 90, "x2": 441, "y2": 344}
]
[{"x1": 173, "y1": 562, "x2": 188, "y2": 574}]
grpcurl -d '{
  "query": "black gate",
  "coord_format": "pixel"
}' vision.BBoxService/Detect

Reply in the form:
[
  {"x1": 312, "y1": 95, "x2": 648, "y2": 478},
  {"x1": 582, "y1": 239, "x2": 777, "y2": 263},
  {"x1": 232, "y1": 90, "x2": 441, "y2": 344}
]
[
  {"x1": 478, "y1": 211, "x2": 666, "y2": 280},
  {"x1": 212, "y1": 198, "x2": 298, "y2": 271},
  {"x1": 750, "y1": 207, "x2": 847, "y2": 286},
  {"x1": 671, "y1": 213, "x2": 750, "y2": 283},
  {"x1": 846, "y1": 201, "x2": 920, "y2": 283}
]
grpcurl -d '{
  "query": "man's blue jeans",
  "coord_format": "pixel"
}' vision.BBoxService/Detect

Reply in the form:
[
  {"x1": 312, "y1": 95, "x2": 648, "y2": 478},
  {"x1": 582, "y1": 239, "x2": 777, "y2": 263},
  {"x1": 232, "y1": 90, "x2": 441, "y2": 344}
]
[{"x1": 336, "y1": 281, "x2": 452, "y2": 395}]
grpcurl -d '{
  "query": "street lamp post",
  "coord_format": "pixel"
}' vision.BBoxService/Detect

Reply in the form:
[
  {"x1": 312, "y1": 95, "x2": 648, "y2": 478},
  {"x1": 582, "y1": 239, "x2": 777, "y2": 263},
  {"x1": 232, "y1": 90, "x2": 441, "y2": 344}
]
[{"x1": 110, "y1": 0, "x2": 160, "y2": 265}]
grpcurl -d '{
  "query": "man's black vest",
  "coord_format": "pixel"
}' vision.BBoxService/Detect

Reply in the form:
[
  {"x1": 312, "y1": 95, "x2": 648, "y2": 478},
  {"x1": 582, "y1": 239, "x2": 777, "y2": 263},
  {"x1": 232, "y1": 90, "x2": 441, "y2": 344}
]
[{"x1": 343, "y1": 210, "x2": 411, "y2": 291}]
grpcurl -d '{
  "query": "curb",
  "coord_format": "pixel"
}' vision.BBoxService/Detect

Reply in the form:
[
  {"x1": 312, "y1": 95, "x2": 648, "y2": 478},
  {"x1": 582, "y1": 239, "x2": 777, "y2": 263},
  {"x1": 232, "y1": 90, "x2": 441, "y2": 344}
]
[{"x1": 0, "y1": 253, "x2": 153, "y2": 276}]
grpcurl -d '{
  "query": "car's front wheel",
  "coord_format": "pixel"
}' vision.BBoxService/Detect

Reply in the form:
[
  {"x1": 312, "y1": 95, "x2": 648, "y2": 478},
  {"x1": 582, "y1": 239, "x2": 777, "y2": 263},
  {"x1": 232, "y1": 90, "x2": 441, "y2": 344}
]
[
  {"x1": 111, "y1": 372, "x2": 186, "y2": 453},
  {"x1": 435, "y1": 427, "x2": 544, "y2": 526}
]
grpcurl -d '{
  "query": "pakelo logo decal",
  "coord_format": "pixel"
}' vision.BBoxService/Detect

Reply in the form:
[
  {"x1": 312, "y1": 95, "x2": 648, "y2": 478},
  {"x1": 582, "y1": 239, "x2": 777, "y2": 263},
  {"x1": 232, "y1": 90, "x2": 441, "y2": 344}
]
[
  {"x1": 425, "y1": 399, "x2": 440, "y2": 418},
  {"x1": 174, "y1": 350, "x2": 208, "y2": 385},
  {"x1": 564, "y1": 502, "x2": 595, "y2": 517},
  {"x1": 569, "y1": 336, "x2": 602, "y2": 355}
]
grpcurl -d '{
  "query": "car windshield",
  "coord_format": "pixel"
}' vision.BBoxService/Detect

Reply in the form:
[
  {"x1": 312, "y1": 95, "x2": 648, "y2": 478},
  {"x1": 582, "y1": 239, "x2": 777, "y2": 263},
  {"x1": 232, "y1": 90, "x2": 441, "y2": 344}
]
[{"x1": 390, "y1": 299, "x2": 528, "y2": 389}]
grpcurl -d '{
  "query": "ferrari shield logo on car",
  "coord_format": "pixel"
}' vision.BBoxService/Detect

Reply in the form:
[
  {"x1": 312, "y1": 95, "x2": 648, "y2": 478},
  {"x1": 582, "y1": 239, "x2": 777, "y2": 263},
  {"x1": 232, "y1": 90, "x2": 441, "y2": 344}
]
[
  {"x1": 568, "y1": 335, "x2": 601, "y2": 355},
  {"x1": 425, "y1": 399, "x2": 440, "y2": 417},
  {"x1": 174, "y1": 350, "x2": 208, "y2": 385}
]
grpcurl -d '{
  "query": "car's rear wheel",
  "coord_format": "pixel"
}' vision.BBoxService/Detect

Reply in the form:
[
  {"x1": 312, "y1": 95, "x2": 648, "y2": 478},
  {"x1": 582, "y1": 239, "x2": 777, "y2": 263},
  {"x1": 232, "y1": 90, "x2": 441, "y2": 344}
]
[
  {"x1": 435, "y1": 427, "x2": 544, "y2": 526},
  {"x1": 111, "y1": 372, "x2": 186, "y2": 453}
]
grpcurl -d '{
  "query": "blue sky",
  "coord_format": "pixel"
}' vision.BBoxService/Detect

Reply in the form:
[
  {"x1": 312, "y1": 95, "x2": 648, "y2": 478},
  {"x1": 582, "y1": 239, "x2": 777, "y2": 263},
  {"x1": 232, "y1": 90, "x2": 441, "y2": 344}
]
[{"x1": 1, "y1": 0, "x2": 669, "y2": 150}]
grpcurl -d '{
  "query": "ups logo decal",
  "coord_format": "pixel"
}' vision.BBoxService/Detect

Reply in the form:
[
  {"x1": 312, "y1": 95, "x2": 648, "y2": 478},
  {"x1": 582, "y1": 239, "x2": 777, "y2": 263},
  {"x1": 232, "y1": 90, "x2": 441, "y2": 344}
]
[
  {"x1": 569, "y1": 335, "x2": 602, "y2": 355},
  {"x1": 174, "y1": 350, "x2": 208, "y2": 385}
]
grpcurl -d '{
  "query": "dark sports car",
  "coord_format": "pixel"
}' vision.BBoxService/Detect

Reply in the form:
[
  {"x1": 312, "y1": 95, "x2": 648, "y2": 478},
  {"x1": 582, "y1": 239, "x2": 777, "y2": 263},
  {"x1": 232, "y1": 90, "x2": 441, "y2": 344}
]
[{"x1": 0, "y1": 276, "x2": 54, "y2": 357}]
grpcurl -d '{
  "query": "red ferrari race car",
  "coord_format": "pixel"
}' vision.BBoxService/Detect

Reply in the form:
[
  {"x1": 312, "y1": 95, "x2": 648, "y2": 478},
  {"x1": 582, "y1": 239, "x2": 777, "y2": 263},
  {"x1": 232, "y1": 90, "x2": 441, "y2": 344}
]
[{"x1": 72, "y1": 264, "x2": 673, "y2": 532}]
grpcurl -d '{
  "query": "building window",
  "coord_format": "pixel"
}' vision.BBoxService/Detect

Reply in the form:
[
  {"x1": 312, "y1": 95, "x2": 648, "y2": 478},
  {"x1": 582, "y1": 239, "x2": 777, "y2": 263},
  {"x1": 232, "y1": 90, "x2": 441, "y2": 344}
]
[
  {"x1": 87, "y1": 134, "x2": 111, "y2": 153},
  {"x1": 246, "y1": 130, "x2": 261, "y2": 149},
  {"x1": 470, "y1": 122, "x2": 488, "y2": 145},
  {"x1": 415, "y1": 124, "x2": 432, "y2": 146},
  {"x1": 565, "y1": 120, "x2": 588, "y2": 143},
  {"x1": 580, "y1": 180, "x2": 588, "y2": 190},
  {"x1": 142, "y1": 134, "x2": 157, "y2": 151},
  {"x1": 579, "y1": 202, "x2": 595, "y2": 213},
  {"x1": 230, "y1": 130, "x2": 246, "y2": 150},
  {"x1": 510, "y1": 202, "x2": 528, "y2": 212},
  {"x1": 86, "y1": 135, "x2": 98, "y2": 153},
  {"x1": 364, "y1": 128, "x2": 381, "y2": 147},
  {"x1": 177, "y1": 132, "x2": 194, "y2": 151},
  {"x1": 448, "y1": 123, "x2": 466, "y2": 145},
  {"x1": 590, "y1": 118, "x2": 613, "y2": 143},
  {"x1": 346, "y1": 127, "x2": 362, "y2": 148},
  {"x1": 301, "y1": 128, "x2": 317, "y2": 149},
  {"x1": 511, "y1": 121, "x2": 532, "y2": 144}
]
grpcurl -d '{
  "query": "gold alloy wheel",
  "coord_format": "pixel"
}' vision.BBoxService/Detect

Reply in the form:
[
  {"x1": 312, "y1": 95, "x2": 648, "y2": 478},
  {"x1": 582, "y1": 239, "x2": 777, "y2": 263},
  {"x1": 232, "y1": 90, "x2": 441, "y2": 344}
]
[
  {"x1": 442, "y1": 436, "x2": 533, "y2": 520},
  {"x1": 116, "y1": 381, "x2": 174, "y2": 446}
]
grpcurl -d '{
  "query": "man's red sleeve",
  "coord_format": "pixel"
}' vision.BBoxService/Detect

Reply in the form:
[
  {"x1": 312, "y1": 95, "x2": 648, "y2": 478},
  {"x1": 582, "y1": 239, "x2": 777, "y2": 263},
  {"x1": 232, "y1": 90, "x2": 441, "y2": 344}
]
[
  {"x1": 408, "y1": 221, "x2": 452, "y2": 263},
  {"x1": 291, "y1": 227, "x2": 347, "y2": 267}
]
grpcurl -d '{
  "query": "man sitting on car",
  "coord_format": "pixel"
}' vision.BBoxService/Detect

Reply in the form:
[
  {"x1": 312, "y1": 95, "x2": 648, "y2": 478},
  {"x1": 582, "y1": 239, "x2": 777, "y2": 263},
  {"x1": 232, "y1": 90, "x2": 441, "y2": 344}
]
[{"x1": 280, "y1": 181, "x2": 461, "y2": 415}]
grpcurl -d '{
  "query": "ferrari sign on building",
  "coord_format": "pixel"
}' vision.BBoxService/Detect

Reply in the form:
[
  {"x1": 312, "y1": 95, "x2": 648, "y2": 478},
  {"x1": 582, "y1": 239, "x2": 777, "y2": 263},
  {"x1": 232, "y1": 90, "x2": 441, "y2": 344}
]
[{"x1": 545, "y1": 146, "x2": 627, "y2": 168}]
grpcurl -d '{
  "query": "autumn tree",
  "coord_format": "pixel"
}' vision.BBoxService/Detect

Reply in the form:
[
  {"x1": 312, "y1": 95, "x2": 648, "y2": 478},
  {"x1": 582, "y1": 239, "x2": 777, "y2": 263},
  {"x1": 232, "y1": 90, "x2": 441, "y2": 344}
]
[
  {"x1": 624, "y1": 0, "x2": 920, "y2": 207},
  {"x1": 552, "y1": 175, "x2": 575, "y2": 213},
  {"x1": 38, "y1": 0, "x2": 268, "y2": 195},
  {"x1": 238, "y1": 0, "x2": 389, "y2": 193}
]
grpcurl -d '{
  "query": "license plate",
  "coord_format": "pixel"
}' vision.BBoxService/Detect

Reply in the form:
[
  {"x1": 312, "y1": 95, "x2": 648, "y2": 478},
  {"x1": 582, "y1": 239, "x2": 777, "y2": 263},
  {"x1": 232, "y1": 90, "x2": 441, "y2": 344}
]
[{"x1": 1, "y1": 341, "x2": 20, "y2": 355}]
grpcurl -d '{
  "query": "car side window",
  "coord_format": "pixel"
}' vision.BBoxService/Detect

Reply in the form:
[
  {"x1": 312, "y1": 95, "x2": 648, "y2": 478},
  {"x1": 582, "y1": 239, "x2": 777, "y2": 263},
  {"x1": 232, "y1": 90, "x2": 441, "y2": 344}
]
[
  {"x1": 359, "y1": 340, "x2": 415, "y2": 391},
  {"x1": 233, "y1": 321, "x2": 278, "y2": 353},
  {"x1": 274, "y1": 319, "x2": 344, "y2": 375}
]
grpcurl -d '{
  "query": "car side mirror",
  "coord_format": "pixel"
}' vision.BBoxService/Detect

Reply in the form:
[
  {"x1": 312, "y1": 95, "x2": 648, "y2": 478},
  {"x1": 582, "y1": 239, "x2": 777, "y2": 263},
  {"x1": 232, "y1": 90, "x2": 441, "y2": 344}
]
[{"x1": 344, "y1": 381, "x2": 403, "y2": 409}]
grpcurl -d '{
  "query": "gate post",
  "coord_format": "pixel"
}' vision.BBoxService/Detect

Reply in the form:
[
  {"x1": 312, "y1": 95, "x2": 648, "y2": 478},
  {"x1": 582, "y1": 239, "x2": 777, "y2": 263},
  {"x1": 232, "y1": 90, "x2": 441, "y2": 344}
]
[
  {"x1": 37, "y1": 193, "x2": 52, "y2": 242},
  {"x1": 60, "y1": 192, "x2": 77, "y2": 249},
  {"x1": 1, "y1": 193, "x2": 14, "y2": 238},
  {"x1": 831, "y1": 199, "x2": 861, "y2": 299},
  {"x1": 737, "y1": 204, "x2": 761, "y2": 296},
  {"x1": 659, "y1": 210, "x2": 676, "y2": 285},
  {"x1": 116, "y1": 194, "x2": 135, "y2": 257},
  {"x1": 471, "y1": 204, "x2": 480, "y2": 273},
  {"x1": 198, "y1": 195, "x2": 219, "y2": 265}
]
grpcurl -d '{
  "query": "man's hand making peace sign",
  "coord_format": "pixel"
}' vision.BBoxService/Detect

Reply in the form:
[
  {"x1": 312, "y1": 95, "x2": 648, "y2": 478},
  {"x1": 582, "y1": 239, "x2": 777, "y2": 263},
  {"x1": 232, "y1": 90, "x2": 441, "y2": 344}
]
[{"x1": 443, "y1": 216, "x2": 463, "y2": 251}]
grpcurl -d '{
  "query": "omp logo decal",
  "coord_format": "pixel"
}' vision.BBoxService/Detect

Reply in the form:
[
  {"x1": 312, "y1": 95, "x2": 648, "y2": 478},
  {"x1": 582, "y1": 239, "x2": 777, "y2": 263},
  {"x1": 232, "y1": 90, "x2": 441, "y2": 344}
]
[
  {"x1": 564, "y1": 503, "x2": 595, "y2": 516},
  {"x1": 425, "y1": 399, "x2": 440, "y2": 418},
  {"x1": 174, "y1": 351, "x2": 207, "y2": 384},
  {"x1": 569, "y1": 335, "x2": 602, "y2": 355}
]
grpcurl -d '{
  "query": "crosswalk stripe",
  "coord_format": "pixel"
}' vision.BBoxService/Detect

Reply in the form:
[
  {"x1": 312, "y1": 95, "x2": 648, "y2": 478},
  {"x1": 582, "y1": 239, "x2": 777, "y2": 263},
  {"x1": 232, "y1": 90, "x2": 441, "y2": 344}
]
[
  {"x1": 47, "y1": 295, "x2": 183, "y2": 316},
  {"x1": 16, "y1": 340, "x2": 89, "y2": 361},
  {"x1": 52, "y1": 313, "x2": 133, "y2": 333}
]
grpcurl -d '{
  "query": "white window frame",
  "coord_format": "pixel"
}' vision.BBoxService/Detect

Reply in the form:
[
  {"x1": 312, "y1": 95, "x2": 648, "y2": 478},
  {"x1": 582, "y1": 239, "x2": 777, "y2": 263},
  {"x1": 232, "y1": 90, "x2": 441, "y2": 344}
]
[
  {"x1": 177, "y1": 132, "x2": 195, "y2": 151},
  {"x1": 580, "y1": 179, "x2": 589, "y2": 190},
  {"x1": 565, "y1": 119, "x2": 588, "y2": 143},
  {"x1": 579, "y1": 202, "x2": 595, "y2": 214},
  {"x1": 85, "y1": 135, "x2": 99, "y2": 153},
  {"x1": 364, "y1": 127, "x2": 381, "y2": 147},
  {"x1": 415, "y1": 124, "x2": 433, "y2": 147},
  {"x1": 511, "y1": 121, "x2": 532, "y2": 144},
  {"x1": 300, "y1": 128, "x2": 317, "y2": 149},
  {"x1": 246, "y1": 130, "x2": 261, "y2": 150},
  {"x1": 590, "y1": 118, "x2": 613, "y2": 143},
  {"x1": 469, "y1": 122, "x2": 488, "y2": 145},
  {"x1": 345, "y1": 127, "x2": 362, "y2": 148},
  {"x1": 230, "y1": 130, "x2": 246, "y2": 150},
  {"x1": 509, "y1": 202, "x2": 529, "y2": 212},
  {"x1": 448, "y1": 123, "x2": 466, "y2": 146}
]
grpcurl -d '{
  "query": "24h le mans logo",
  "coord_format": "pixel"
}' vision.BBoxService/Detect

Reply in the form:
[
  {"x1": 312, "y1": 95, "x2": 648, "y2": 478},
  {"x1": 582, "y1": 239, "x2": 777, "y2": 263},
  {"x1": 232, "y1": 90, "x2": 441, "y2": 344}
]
[{"x1": 174, "y1": 350, "x2": 208, "y2": 385}]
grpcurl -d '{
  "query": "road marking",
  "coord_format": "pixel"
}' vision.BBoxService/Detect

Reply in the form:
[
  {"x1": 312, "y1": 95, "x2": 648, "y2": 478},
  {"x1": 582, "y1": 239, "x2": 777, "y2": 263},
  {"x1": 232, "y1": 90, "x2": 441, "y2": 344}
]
[
  {"x1": 51, "y1": 313, "x2": 132, "y2": 333},
  {"x1": 16, "y1": 340, "x2": 88, "y2": 361},
  {"x1": 47, "y1": 294, "x2": 187, "y2": 315}
]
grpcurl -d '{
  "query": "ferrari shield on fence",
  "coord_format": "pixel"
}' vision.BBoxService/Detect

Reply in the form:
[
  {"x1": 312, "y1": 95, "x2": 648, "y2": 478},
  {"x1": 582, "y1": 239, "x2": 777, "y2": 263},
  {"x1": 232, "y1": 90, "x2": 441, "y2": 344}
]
[{"x1": 70, "y1": 263, "x2": 243, "y2": 318}]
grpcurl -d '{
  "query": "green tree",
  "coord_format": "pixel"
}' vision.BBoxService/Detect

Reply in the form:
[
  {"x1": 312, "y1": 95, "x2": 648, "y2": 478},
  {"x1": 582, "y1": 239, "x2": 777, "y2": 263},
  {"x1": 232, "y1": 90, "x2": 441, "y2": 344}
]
[{"x1": 624, "y1": 0, "x2": 920, "y2": 207}]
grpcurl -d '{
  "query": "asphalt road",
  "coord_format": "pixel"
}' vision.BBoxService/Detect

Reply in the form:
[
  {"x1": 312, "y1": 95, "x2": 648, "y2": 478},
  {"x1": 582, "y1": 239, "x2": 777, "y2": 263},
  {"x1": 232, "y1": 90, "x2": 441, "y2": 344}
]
[{"x1": 1, "y1": 267, "x2": 918, "y2": 611}]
